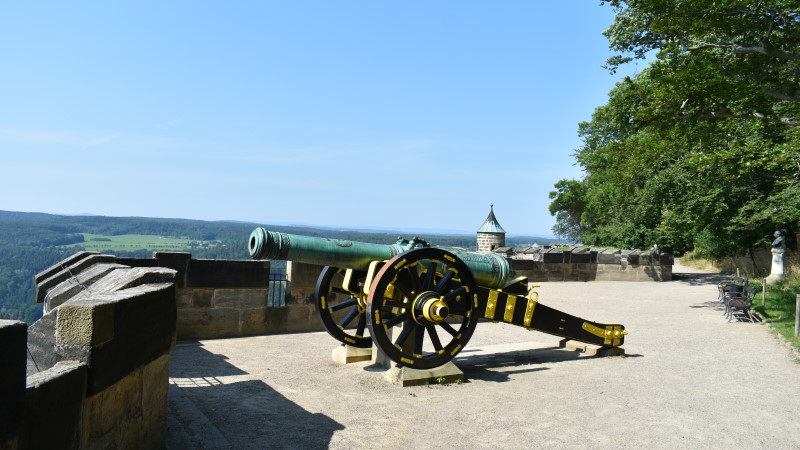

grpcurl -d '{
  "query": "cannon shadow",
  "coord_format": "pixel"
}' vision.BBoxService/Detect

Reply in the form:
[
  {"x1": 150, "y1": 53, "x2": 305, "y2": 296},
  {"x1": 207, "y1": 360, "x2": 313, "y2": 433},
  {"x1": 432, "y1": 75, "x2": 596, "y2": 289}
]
[{"x1": 455, "y1": 345, "x2": 638, "y2": 383}]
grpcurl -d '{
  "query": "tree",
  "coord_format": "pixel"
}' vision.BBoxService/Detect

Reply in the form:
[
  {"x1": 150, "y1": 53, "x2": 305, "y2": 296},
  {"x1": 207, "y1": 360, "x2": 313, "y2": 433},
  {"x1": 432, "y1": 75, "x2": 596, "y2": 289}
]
[
  {"x1": 548, "y1": 179, "x2": 589, "y2": 242},
  {"x1": 549, "y1": 0, "x2": 800, "y2": 256},
  {"x1": 603, "y1": 0, "x2": 800, "y2": 126}
]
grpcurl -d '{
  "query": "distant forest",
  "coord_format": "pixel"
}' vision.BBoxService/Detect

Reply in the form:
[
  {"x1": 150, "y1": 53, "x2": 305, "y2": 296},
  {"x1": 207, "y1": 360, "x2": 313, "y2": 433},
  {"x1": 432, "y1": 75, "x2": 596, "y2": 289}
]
[{"x1": 0, "y1": 210, "x2": 555, "y2": 323}]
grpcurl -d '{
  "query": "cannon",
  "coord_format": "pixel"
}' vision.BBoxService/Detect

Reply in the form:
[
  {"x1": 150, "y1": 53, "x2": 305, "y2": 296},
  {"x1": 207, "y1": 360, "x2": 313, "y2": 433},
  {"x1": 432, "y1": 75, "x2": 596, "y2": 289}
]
[{"x1": 249, "y1": 228, "x2": 626, "y2": 369}]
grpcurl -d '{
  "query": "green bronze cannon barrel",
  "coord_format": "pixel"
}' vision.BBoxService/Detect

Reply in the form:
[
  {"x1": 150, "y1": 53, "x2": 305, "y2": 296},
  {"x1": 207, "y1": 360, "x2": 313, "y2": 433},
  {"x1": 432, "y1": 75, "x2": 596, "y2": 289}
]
[{"x1": 248, "y1": 228, "x2": 513, "y2": 289}]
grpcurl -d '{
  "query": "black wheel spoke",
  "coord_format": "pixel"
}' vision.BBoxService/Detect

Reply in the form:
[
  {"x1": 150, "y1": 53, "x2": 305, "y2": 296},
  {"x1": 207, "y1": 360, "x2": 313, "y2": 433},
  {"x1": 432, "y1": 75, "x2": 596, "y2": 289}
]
[
  {"x1": 414, "y1": 325, "x2": 424, "y2": 355},
  {"x1": 384, "y1": 312, "x2": 409, "y2": 328},
  {"x1": 392, "y1": 280, "x2": 414, "y2": 301},
  {"x1": 423, "y1": 261, "x2": 436, "y2": 290},
  {"x1": 380, "y1": 300, "x2": 409, "y2": 311},
  {"x1": 331, "y1": 297, "x2": 357, "y2": 311},
  {"x1": 355, "y1": 312, "x2": 366, "y2": 337},
  {"x1": 442, "y1": 286, "x2": 467, "y2": 301},
  {"x1": 406, "y1": 267, "x2": 422, "y2": 294},
  {"x1": 439, "y1": 321, "x2": 458, "y2": 337},
  {"x1": 427, "y1": 326, "x2": 443, "y2": 351},
  {"x1": 434, "y1": 269, "x2": 455, "y2": 293},
  {"x1": 331, "y1": 286, "x2": 349, "y2": 295},
  {"x1": 394, "y1": 322, "x2": 415, "y2": 347},
  {"x1": 338, "y1": 305, "x2": 359, "y2": 328}
]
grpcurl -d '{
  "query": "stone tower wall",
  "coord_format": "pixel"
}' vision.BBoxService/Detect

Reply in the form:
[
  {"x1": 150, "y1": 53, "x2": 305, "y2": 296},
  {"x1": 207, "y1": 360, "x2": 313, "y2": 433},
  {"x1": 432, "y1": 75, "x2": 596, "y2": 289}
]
[{"x1": 477, "y1": 232, "x2": 505, "y2": 254}]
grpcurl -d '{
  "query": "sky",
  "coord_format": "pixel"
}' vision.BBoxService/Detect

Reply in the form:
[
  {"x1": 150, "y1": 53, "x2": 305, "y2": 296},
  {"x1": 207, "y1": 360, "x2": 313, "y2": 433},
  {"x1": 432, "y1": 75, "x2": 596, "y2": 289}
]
[{"x1": 0, "y1": 1, "x2": 639, "y2": 237}]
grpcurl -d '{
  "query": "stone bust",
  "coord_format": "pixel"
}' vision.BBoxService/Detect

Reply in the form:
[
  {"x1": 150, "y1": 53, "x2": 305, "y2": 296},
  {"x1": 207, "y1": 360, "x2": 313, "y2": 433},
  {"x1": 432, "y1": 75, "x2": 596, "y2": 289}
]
[{"x1": 772, "y1": 231, "x2": 786, "y2": 250}]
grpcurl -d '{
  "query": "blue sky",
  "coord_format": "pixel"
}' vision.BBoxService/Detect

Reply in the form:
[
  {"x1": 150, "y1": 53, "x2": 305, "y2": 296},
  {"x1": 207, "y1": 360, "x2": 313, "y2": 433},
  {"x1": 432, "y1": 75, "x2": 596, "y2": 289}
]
[{"x1": 0, "y1": 1, "x2": 638, "y2": 237}]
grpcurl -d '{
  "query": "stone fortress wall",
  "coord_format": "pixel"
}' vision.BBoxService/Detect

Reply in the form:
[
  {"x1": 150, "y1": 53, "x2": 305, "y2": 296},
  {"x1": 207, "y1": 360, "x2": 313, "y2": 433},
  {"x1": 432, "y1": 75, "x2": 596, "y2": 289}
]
[{"x1": 505, "y1": 245, "x2": 673, "y2": 282}]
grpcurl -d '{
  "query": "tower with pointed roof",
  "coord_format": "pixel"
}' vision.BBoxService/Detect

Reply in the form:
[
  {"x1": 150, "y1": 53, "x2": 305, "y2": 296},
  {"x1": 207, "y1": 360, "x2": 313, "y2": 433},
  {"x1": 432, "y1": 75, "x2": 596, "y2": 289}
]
[{"x1": 476, "y1": 204, "x2": 506, "y2": 253}]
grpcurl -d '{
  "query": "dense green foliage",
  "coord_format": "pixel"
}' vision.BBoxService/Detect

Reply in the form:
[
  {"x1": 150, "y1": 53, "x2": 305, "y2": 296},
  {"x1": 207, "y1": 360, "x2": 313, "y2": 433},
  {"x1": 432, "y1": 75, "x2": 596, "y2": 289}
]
[
  {"x1": 0, "y1": 210, "x2": 553, "y2": 323},
  {"x1": 550, "y1": 0, "x2": 800, "y2": 258}
]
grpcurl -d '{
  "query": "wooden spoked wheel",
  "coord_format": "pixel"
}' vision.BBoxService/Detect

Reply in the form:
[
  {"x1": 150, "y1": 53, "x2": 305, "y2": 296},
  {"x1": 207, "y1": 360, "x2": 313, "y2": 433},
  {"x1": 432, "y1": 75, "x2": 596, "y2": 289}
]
[
  {"x1": 366, "y1": 248, "x2": 479, "y2": 369},
  {"x1": 314, "y1": 266, "x2": 372, "y2": 348}
]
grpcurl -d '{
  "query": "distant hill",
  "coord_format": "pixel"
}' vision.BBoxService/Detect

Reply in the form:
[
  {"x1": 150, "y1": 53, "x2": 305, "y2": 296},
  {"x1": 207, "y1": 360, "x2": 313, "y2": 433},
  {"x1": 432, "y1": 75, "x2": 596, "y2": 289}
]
[{"x1": 0, "y1": 210, "x2": 564, "y2": 324}]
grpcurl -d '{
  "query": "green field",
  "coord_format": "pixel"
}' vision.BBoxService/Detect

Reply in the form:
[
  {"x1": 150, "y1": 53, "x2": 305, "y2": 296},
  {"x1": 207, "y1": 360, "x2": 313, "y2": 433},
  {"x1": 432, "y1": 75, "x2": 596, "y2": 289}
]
[{"x1": 65, "y1": 234, "x2": 219, "y2": 252}]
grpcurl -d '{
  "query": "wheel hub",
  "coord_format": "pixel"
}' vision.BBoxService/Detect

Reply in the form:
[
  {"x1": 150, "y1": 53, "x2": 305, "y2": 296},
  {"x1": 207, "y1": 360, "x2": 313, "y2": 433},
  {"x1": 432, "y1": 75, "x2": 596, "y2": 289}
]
[{"x1": 412, "y1": 291, "x2": 449, "y2": 325}]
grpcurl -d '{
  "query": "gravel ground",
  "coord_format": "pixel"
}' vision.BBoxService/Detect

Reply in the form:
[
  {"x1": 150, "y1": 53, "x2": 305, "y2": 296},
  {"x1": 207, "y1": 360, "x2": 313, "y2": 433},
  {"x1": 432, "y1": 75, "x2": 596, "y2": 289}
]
[{"x1": 168, "y1": 262, "x2": 800, "y2": 449}]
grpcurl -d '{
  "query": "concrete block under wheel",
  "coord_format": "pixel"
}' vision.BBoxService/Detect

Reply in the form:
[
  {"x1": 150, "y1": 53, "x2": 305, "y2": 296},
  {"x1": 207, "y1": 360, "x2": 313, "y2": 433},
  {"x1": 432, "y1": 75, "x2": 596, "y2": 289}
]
[
  {"x1": 383, "y1": 362, "x2": 464, "y2": 387},
  {"x1": 331, "y1": 344, "x2": 373, "y2": 364}
]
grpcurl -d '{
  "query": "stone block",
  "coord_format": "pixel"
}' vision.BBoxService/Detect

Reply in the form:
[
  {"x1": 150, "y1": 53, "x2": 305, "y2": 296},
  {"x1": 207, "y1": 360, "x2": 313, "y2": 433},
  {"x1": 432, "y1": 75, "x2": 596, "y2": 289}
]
[
  {"x1": 570, "y1": 251, "x2": 592, "y2": 263},
  {"x1": 638, "y1": 253, "x2": 653, "y2": 265},
  {"x1": 627, "y1": 250, "x2": 641, "y2": 265},
  {"x1": 23, "y1": 361, "x2": 87, "y2": 450},
  {"x1": 0, "y1": 320, "x2": 27, "y2": 440},
  {"x1": 177, "y1": 307, "x2": 240, "y2": 340},
  {"x1": 263, "y1": 307, "x2": 290, "y2": 333},
  {"x1": 542, "y1": 249, "x2": 564, "y2": 263},
  {"x1": 140, "y1": 357, "x2": 170, "y2": 448},
  {"x1": 35, "y1": 251, "x2": 100, "y2": 284},
  {"x1": 57, "y1": 299, "x2": 116, "y2": 347},
  {"x1": 285, "y1": 304, "x2": 318, "y2": 332},
  {"x1": 89, "y1": 267, "x2": 177, "y2": 295},
  {"x1": 85, "y1": 284, "x2": 176, "y2": 394},
  {"x1": 383, "y1": 362, "x2": 464, "y2": 387},
  {"x1": 288, "y1": 262, "x2": 325, "y2": 289},
  {"x1": 509, "y1": 259, "x2": 534, "y2": 270},
  {"x1": 596, "y1": 250, "x2": 621, "y2": 264},
  {"x1": 26, "y1": 309, "x2": 58, "y2": 375},
  {"x1": 175, "y1": 288, "x2": 195, "y2": 308},
  {"x1": 186, "y1": 259, "x2": 270, "y2": 288},
  {"x1": 82, "y1": 364, "x2": 143, "y2": 446},
  {"x1": 213, "y1": 288, "x2": 268, "y2": 308},
  {"x1": 184, "y1": 288, "x2": 213, "y2": 308},
  {"x1": 44, "y1": 263, "x2": 129, "y2": 312},
  {"x1": 142, "y1": 354, "x2": 169, "y2": 414},
  {"x1": 240, "y1": 308, "x2": 269, "y2": 335},
  {"x1": 36, "y1": 254, "x2": 116, "y2": 303},
  {"x1": 287, "y1": 286, "x2": 315, "y2": 305},
  {"x1": 115, "y1": 257, "x2": 160, "y2": 268},
  {"x1": 332, "y1": 344, "x2": 373, "y2": 364},
  {"x1": 153, "y1": 252, "x2": 192, "y2": 287}
]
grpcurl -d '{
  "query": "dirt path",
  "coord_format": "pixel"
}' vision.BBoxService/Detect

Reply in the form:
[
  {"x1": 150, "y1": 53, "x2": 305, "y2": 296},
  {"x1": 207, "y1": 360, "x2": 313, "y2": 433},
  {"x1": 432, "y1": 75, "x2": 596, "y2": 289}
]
[{"x1": 168, "y1": 261, "x2": 800, "y2": 449}]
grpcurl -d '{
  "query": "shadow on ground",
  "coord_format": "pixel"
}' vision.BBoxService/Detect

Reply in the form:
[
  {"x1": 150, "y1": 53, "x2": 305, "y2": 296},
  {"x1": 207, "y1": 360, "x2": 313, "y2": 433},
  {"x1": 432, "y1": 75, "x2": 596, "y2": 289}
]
[
  {"x1": 671, "y1": 271, "x2": 731, "y2": 287},
  {"x1": 455, "y1": 346, "x2": 640, "y2": 383},
  {"x1": 169, "y1": 343, "x2": 344, "y2": 450}
]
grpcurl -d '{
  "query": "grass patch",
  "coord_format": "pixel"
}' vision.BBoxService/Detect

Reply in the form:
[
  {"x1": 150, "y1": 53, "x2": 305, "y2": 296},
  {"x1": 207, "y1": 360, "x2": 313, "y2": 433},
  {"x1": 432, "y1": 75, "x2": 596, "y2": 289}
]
[
  {"x1": 63, "y1": 233, "x2": 220, "y2": 252},
  {"x1": 750, "y1": 279, "x2": 800, "y2": 351}
]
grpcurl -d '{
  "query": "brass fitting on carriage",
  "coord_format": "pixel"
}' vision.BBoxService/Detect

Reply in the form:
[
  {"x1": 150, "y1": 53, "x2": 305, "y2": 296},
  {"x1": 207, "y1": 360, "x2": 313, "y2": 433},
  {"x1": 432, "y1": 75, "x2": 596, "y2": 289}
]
[{"x1": 581, "y1": 323, "x2": 628, "y2": 347}]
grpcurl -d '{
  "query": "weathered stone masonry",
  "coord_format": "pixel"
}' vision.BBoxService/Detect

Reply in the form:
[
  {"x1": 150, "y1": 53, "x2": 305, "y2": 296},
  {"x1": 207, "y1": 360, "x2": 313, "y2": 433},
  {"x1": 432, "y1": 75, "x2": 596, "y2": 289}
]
[{"x1": 509, "y1": 247, "x2": 673, "y2": 282}]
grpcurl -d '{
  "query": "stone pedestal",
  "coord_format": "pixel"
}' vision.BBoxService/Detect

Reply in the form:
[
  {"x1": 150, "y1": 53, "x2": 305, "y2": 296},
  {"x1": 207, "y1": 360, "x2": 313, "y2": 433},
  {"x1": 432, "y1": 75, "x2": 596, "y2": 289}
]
[
  {"x1": 766, "y1": 248, "x2": 786, "y2": 285},
  {"x1": 331, "y1": 344, "x2": 373, "y2": 364}
]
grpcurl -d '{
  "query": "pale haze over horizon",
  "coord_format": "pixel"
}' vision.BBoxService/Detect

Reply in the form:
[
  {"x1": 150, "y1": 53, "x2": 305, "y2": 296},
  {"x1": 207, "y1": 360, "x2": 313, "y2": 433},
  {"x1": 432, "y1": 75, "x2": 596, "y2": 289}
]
[{"x1": 0, "y1": 2, "x2": 640, "y2": 237}]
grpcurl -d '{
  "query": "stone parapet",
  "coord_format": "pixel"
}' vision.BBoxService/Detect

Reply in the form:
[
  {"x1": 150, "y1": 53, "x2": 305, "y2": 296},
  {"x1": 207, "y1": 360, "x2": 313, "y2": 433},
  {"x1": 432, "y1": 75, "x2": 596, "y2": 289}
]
[
  {"x1": 0, "y1": 320, "x2": 27, "y2": 444},
  {"x1": 4, "y1": 253, "x2": 179, "y2": 449},
  {"x1": 508, "y1": 247, "x2": 672, "y2": 282}
]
